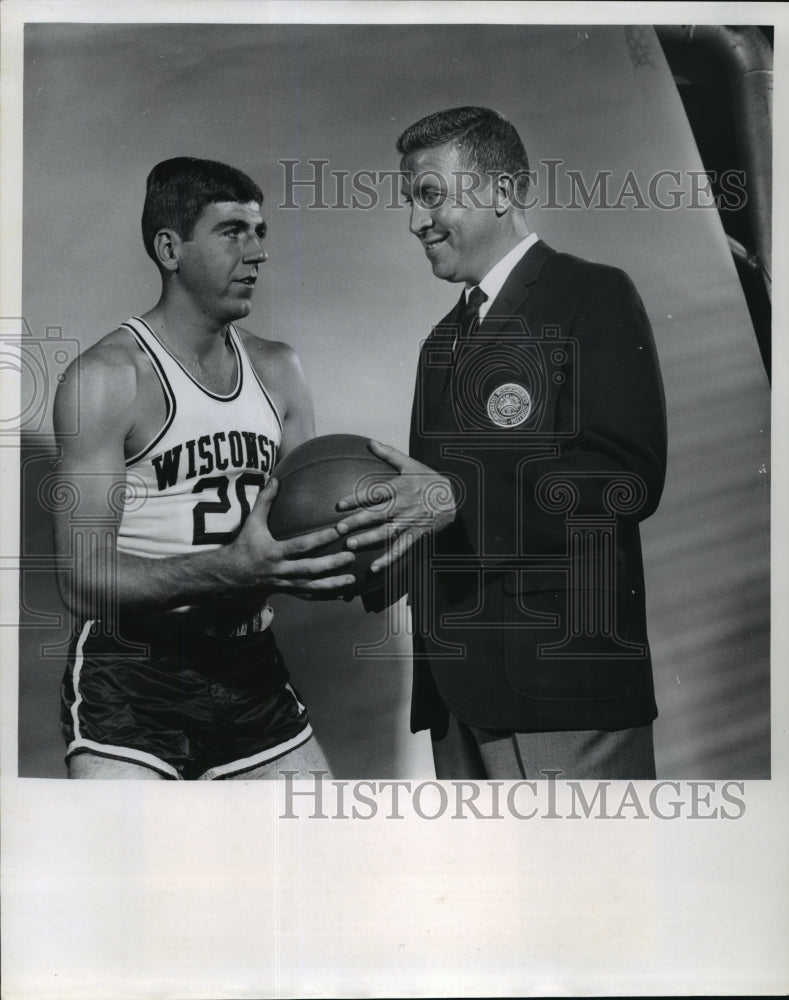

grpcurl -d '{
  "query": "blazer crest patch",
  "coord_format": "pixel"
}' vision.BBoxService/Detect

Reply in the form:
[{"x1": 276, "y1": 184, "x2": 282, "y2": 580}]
[{"x1": 486, "y1": 382, "x2": 532, "y2": 427}]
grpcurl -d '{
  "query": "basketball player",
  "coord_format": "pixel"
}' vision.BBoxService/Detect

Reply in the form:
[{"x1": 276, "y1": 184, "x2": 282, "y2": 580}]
[{"x1": 53, "y1": 157, "x2": 357, "y2": 780}]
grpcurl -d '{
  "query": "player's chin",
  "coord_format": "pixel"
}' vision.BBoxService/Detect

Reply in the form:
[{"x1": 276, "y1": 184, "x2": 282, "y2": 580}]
[{"x1": 224, "y1": 297, "x2": 254, "y2": 320}]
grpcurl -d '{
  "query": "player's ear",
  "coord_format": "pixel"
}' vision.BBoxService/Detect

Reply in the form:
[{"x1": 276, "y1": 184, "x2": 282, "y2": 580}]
[{"x1": 153, "y1": 229, "x2": 182, "y2": 273}]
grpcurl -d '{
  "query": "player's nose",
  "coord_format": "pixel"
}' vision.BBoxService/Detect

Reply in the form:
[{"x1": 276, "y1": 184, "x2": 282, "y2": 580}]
[{"x1": 245, "y1": 238, "x2": 268, "y2": 264}]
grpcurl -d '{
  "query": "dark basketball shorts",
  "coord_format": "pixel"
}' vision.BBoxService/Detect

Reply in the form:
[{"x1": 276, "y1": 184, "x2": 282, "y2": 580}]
[{"x1": 60, "y1": 612, "x2": 312, "y2": 780}]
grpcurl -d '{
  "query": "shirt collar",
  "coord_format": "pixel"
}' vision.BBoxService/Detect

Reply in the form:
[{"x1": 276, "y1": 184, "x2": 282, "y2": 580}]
[{"x1": 466, "y1": 232, "x2": 539, "y2": 319}]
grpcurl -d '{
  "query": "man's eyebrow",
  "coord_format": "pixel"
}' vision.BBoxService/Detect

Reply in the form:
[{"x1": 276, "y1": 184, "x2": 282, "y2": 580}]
[{"x1": 211, "y1": 217, "x2": 267, "y2": 235}]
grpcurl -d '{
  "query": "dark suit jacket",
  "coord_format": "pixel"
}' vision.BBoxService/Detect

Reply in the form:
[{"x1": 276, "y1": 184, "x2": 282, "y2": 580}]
[{"x1": 407, "y1": 240, "x2": 667, "y2": 735}]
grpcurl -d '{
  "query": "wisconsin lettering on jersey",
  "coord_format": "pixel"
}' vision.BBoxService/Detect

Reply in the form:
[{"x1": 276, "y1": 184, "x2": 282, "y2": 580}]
[{"x1": 152, "y1": 430, "x2": 277, "y2": 491}]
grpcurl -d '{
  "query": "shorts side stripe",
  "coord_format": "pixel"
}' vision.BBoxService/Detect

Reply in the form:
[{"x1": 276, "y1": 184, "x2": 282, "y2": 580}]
[
  {"x1": 198, "y1": 723, "x2": 313, "y2": 780},
  {"x1": 69, "y1": 618, "x2": 95, "y2": 743},
  {"x1": 68, "y1": 620, "x2": 180, "y2": 779},
  {"x1": 286, "y1": 682, "x2": 306, "y2": 714}
]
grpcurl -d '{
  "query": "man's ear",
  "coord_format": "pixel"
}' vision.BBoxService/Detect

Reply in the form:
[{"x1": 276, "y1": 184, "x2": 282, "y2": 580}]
[
  {"x1": 492, "y1": 173, "x2": 517, "y2": 216},
  {"x1": 153, "y1": 229, "x2": 182, "y2": 273}
]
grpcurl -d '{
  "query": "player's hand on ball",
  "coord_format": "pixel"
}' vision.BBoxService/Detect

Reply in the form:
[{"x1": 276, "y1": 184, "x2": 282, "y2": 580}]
[
  {"x1": 230, "y1": 476, "x2": 356, "y2": 596},
  {"x1": 334, "y1": 440, "x2": 457, "y2": 572}
]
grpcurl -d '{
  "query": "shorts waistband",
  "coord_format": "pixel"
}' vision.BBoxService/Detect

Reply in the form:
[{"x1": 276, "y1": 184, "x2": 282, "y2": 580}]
[
  {"x1": 203, "y1": 605, "x2": 274, "y2": 637},
  {"x1": 83, "y1": 605, "x2": 275, "y2": 641}
]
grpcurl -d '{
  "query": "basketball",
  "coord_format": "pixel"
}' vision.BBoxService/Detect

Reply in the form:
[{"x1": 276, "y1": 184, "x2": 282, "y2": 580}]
[{"x1": 268, "y1": 434, "x2": 400, "y2": 596}]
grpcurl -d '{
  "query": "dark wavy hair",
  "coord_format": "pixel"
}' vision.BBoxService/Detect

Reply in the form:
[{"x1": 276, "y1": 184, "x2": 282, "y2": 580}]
[
  {"x1": 141, "y1": 157, "x2": 263, "y2": 262},
  {"x1": 396, "y1": 106, "x2": 531, "y2": 203}
]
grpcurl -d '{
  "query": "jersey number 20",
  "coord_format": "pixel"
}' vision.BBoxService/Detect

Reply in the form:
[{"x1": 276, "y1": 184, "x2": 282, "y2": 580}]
[{"x1": 191, "y1": 472, "x2": 267, "y2": 545}]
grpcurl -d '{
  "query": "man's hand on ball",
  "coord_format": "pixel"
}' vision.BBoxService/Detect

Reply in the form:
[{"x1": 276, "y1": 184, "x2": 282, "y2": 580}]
[
  {"x1": 334, "y1": 440, "x2": 457, "y2": 572},
  {"x1": 229, "y1": 477, "x2": 356, "y2": 596}
]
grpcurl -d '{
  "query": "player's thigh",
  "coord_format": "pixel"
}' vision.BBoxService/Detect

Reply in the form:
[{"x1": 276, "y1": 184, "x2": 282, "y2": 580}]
[
  {"x1": 229, "y1": 736, "x2": 333, "y2": 780},
  {"x1": 68, "y1": 752, "x2": 167, "y2": 780}
]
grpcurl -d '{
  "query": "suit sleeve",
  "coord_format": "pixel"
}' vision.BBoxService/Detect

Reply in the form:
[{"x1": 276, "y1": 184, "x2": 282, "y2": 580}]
[
  {"x1": 361, "y1": 350, "x2": 430, "y2": 614},
  {"x1": 519, "y1": 264, "x2": 667, "y2": 554}
]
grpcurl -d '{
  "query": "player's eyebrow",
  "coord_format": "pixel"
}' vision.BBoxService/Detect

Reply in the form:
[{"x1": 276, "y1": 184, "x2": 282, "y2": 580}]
[{"x1": 211, "y1": 217, "x2": 267, "y2": 235}]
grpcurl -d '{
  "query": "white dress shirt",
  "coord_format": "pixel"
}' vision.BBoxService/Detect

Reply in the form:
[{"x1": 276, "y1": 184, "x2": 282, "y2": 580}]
[{"x1": 466, "y1": 232, "x2": 539, "y2": 319}]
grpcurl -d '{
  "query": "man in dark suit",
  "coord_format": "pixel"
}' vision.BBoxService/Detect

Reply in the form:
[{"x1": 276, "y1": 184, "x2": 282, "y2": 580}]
[{"x1": 338, "y1": 106, "x2": 667, "y2": 779}]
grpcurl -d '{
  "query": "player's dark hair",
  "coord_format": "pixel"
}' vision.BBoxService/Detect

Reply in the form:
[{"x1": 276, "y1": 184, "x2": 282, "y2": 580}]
[
  {"x1": 396, "y1": 106, "x2": 531, "y2": 204},
  {"x1": 141, "y1": 157, "x2": 264, "y2": 263}
]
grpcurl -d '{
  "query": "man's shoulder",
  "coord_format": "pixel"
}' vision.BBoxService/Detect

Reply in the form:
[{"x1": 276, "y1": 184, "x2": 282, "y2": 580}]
[
  {"x1": 66, "y1": 325, "x2": 144, "y2": 390},
  {"x1": 539, "y1": 248, "x2": 647, "y2": 330},
  {"x1": 237, "y1": 326, "x2": 301, "y2": 370},
  {"x1": 236, "y1": 327, "x2": 305, "y2": 391},
  {"x1": 543, "y1": 245, "x2": 635, "y2": 288},
  {"x1": 54, "y1": 325, "x2": 144, "y2": 435},
  {"x1": 236, "y1": 327, "x2": 310, "y2": 424},
  {"x1": 76, "y1": 323, "x2": 143, "y2": 368}
]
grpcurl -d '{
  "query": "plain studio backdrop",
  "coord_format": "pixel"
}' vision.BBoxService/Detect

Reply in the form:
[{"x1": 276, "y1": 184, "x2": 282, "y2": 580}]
[{"x1": 17, "y1": 23, "x2": 769, "y2": 779}]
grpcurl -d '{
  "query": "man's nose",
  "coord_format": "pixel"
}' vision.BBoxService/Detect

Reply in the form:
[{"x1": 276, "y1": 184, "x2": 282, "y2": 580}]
[
  {"x1": 409, "y1": 202, "x2": 433, "y2": 235},
  {"x1": 245, "y1": 237, "x2": 268, "y2": 264}
]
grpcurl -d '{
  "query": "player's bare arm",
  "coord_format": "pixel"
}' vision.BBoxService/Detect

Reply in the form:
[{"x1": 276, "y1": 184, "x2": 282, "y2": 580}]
[{"x1": 52, "y1": 330, "x2": 356, "y2": 618}]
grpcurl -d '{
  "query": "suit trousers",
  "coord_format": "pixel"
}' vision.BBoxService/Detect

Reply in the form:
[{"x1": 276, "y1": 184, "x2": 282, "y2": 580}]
[{"x1": 431, "y1": 714, "x2": 656, "y2": 780}]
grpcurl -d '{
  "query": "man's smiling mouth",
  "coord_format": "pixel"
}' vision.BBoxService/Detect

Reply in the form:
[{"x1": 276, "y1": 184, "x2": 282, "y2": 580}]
[{"x1": 422, "y1": 235, "x2": 449, "y2": 253}]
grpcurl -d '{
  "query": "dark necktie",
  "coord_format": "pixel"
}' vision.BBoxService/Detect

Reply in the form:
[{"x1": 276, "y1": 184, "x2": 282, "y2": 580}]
[{"x1": 457, "y1": 285, "x2": 488, "y2": 344}]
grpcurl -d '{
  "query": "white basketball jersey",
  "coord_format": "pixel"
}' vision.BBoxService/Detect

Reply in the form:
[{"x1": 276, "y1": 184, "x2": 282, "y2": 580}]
[{"x1": 117, "y1": 317, "x2": 282, "y2": 559}]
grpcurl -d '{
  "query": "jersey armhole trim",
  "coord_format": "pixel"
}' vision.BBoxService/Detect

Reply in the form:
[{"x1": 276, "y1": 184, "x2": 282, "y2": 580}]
[
  {"x1": 120, "y1": 321, "x2": 177, "y2": 467},
  {"x1": 236, "y1": 326, "x2": 284, "y2": 436}
]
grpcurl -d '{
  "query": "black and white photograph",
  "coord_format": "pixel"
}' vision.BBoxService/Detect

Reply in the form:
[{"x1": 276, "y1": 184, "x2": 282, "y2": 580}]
[{"x1": 1, "y1": 2, "x2": 786, "y2": 996}]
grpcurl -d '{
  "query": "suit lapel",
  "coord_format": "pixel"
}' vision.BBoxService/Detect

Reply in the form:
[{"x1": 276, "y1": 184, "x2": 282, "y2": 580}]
[
  {"x1": 413, "y1": 241, "x2": 556, "y2": 444},
  {"x1": 478, "y1": 239, "x2": 555, "y2": 336},
  {"x1": 419, "y1": 291, "x2": 466, "y2": 425}
]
